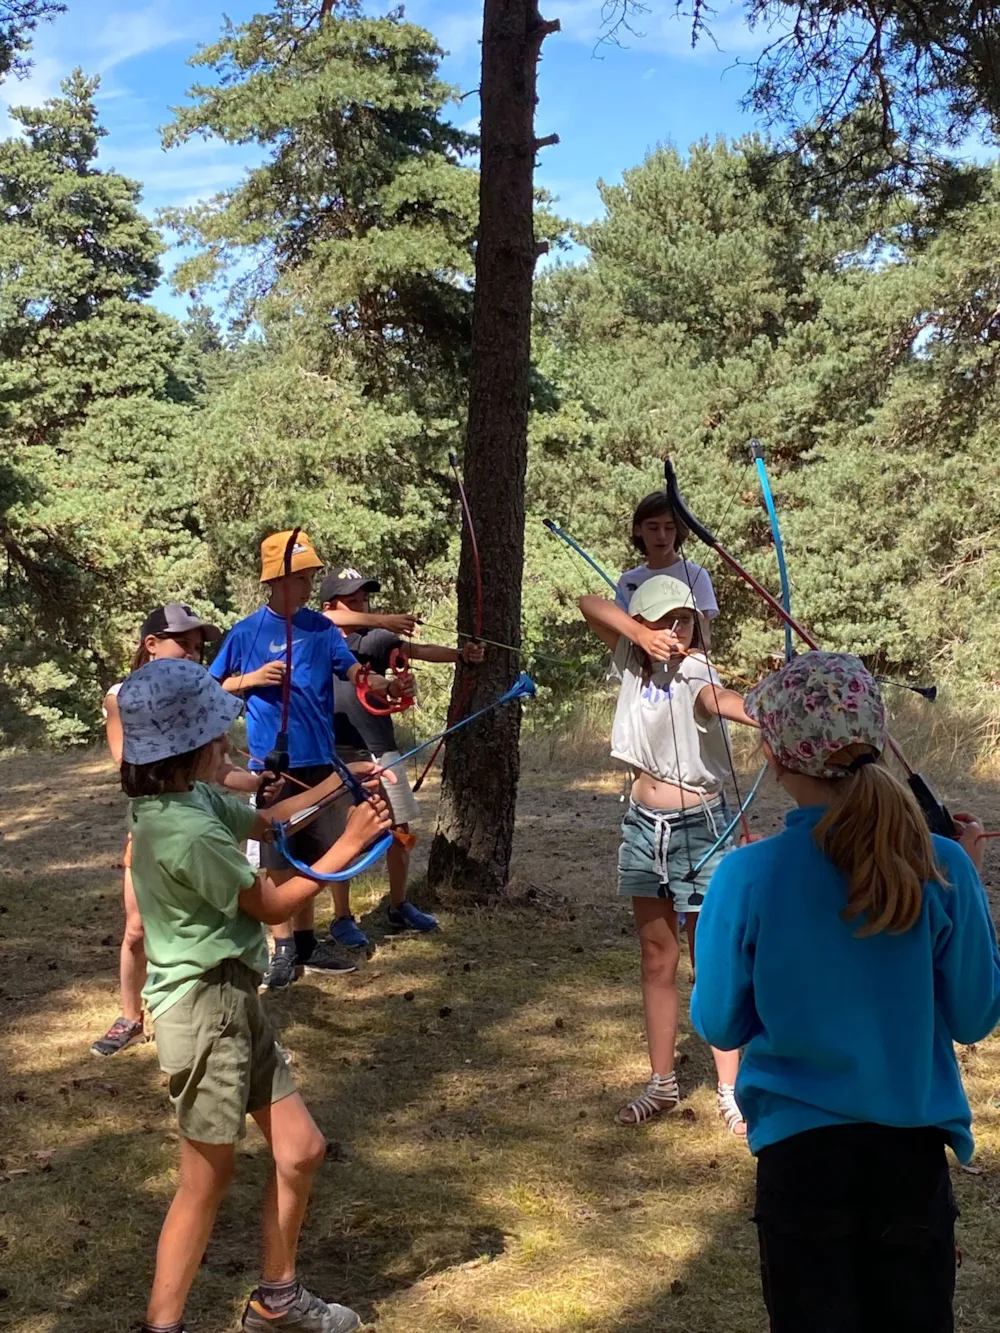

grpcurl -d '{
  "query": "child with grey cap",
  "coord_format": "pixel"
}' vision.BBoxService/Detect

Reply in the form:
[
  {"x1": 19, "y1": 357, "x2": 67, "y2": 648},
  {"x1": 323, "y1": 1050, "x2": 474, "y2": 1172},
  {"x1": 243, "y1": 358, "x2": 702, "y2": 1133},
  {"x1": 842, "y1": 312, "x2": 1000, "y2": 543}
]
[
  {"x1": 93, "y1": 604, "x2": 280, "y2": 1059},
  {"x1": 120, "y1": 658, "x2": 392, "y2": 1333},
  {"x1": 579, "y1": 574, "x2": 756, "y2": 1133}
]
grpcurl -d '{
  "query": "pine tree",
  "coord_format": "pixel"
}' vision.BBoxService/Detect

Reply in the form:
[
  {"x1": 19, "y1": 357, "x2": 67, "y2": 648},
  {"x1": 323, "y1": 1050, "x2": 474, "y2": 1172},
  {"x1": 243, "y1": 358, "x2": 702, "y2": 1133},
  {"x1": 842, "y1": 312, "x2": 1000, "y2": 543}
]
[
  {"x1": 0, "y1": 72, "x2": 201, "y2": 744},
  {"x1": 0, "y1": 0, "x2": 63, "y2": 84},
  {"x1": 161, "y1": 0, "x2": 478, "y2": 420}
]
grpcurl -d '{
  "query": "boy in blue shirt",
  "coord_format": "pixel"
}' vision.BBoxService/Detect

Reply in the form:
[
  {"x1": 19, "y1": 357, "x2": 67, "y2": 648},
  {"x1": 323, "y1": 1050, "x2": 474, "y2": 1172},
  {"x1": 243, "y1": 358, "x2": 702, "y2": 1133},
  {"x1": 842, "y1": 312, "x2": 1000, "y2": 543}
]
[
  {"x1": 212, "y1": 530, "x2": 393, "y2": 988},
  {"x1": 692, "y1": 652, "x2": 1000, "y2": 1333}
]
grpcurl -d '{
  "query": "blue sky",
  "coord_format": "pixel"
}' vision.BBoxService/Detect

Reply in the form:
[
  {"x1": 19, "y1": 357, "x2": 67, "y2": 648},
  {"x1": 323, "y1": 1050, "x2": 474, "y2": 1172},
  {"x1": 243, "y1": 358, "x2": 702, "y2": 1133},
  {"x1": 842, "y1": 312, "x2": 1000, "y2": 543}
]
[{"x1": 2, "y1": 0, "x2": 767, "y2": 318}]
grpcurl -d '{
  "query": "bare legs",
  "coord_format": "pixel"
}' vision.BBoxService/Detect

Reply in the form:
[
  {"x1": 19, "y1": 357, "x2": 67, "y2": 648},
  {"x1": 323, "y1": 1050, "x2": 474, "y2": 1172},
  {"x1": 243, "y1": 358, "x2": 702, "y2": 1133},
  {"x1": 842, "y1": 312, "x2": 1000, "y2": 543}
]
[
  {"x1": 633, "y1": 897, "x2": 682, "y2": 1077},
  {"x1": 146, "y1": 1139, "x2": 235, "y2": 1326},
  {"x1": 120, "y1": 868, "x2": 146, "y2": 1023},
  {"x1": 145, "y1": 1094, "x2": 325, "y2": 1327},
  {"x1": 386, "y1": 825, "x2": 411, "y2": 909},
  {"x1": 623, "y1": 898, "x2": 744, "y2": 1133},
  {"x1": 252, "y1": 1094, "x2": 326, "y2": 1281}
]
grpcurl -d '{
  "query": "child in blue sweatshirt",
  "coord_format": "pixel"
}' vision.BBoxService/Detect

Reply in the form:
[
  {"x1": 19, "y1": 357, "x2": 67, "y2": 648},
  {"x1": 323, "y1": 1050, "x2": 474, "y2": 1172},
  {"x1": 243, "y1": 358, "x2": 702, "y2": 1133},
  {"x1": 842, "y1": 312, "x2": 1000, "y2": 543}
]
[{"x1": 692, "y1": 651, "x2": 1000, "y2": 1333}]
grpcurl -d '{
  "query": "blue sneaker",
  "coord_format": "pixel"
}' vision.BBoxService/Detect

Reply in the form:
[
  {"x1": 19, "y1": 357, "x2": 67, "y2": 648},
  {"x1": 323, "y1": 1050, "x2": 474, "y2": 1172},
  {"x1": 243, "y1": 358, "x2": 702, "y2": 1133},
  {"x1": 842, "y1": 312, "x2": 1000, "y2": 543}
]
[
  {"x1": 330, "y1": 915, "x2": 369, "y2": 949},
  {"x1": 388, "y1": 900, "x2": 439, "y2": 933}
]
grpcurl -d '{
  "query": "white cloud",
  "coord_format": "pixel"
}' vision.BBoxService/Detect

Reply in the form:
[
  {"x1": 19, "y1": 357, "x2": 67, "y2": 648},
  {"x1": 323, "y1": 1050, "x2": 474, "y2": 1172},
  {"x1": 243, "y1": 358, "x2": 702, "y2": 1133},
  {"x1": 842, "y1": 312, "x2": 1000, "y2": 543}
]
[
  {"x1": 93, "y1": 5, "x2": 192, "y2": 75},
  {"x1": 434, "y1": 9, "x2": 483, "y2": 58},
  {"x1": 539, "y1": 174, "x2": 605, "y2": 225},
  {"x1": 0, "y1": 1, "x2": 196, "y2": 133}
]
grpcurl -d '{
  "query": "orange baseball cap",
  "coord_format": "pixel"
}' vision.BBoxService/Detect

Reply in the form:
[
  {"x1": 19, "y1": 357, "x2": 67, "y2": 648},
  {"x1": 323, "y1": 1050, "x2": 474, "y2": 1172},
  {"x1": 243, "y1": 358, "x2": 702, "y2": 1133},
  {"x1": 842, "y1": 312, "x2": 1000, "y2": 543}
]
[{"x1": 259, "y1": 529, "x2": 324, "y2": 583}]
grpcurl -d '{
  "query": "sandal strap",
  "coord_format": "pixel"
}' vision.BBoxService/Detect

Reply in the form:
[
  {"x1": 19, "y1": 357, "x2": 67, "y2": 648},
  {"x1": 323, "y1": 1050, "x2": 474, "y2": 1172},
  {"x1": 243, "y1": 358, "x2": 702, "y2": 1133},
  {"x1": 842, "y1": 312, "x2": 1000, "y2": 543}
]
[
  {"x1": 619, "y1": 1072, "x2": 679, "y2": 1123},
  {"x1": 717, "y1": 1082, "x2": 745, "y2": 1133}
]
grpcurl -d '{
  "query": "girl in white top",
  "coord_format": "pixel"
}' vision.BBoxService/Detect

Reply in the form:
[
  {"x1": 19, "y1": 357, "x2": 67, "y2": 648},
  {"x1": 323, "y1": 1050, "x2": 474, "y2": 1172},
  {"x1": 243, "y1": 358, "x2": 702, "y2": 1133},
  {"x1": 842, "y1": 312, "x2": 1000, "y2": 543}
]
[
  {"x1": 580, "y1": 574, "x2": 756, "y2": 1134},
  {"x1": 92, "y1": 604, "x2": 273, "y2": 1058},
  {"x1": 617, "y1": 490, "x2": 718, "y2": 647}
]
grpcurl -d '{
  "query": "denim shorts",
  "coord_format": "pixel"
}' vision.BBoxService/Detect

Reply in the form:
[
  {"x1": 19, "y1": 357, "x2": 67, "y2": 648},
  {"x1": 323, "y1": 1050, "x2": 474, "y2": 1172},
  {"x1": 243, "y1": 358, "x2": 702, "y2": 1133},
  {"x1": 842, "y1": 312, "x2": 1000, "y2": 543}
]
[{"x1": 616, "y1": 797, "x2": 733, "y2": 912}]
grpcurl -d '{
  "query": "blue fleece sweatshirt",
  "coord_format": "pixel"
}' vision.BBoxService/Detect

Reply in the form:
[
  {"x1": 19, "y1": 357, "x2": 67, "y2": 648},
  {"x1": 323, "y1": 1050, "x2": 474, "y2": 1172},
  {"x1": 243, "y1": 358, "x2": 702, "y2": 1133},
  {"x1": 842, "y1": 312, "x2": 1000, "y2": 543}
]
[{"x1": 691, "y1": 805, "x2": 1000, "y2": 1163}]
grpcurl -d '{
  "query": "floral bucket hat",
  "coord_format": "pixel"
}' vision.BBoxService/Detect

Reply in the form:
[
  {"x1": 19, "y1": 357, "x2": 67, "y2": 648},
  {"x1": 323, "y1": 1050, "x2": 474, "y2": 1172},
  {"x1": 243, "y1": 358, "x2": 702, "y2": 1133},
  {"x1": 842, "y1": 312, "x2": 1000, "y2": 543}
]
[
  {"x1": 118, "y1": 658, "x2": 243, "y2": 766},
  {"x1": 744, "y1": 651, "x2": 886, "y2": 779}
]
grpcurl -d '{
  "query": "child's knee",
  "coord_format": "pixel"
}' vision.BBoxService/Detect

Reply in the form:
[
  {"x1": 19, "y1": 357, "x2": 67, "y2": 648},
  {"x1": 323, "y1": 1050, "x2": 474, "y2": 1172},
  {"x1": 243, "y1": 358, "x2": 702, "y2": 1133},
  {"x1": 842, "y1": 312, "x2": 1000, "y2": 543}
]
[
  {"x1": 640, "y1": 935, "x2": 677, "y2": 985},
  {"x1": 278, "y1": 1127, "x2": 326, "y2": 1177}
]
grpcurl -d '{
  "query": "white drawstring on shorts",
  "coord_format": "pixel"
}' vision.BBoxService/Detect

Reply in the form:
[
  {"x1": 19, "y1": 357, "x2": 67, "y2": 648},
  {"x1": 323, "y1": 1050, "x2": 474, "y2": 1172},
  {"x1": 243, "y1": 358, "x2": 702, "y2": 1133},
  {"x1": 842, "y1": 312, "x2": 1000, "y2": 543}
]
[{"x1": 631, "y1": 795, "x2": 723, "y2": 886}]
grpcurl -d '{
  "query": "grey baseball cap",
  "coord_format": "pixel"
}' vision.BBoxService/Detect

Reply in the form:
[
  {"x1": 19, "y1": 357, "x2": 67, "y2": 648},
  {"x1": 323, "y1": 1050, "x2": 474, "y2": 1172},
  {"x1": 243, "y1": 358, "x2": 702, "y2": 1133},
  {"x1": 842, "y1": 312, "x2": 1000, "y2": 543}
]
[
  {"x1": 118, "y1": 659, "x2": 243, "y2": 765},
  {"x1": 139, "y1": 603, "x2": 222, "y2": 643}
]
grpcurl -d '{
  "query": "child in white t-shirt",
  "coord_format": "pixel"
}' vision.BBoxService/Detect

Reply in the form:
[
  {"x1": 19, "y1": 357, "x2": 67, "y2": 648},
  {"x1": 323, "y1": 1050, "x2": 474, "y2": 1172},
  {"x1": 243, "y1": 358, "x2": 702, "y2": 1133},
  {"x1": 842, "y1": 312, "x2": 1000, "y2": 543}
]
[
  {"x1": 618, "y1": 491, "x2": 718, "y2": 647},
  {"x1": 580, "y1": 574, "x2": 756, "y2": 1136}
]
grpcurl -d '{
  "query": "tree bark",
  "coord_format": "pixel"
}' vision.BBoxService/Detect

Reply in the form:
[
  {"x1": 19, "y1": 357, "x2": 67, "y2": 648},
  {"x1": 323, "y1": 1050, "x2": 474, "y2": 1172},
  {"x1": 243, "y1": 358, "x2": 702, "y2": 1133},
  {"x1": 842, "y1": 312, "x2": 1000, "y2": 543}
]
[{"x1": 426, "y1": 0, "x2": 558, "y2": 895}]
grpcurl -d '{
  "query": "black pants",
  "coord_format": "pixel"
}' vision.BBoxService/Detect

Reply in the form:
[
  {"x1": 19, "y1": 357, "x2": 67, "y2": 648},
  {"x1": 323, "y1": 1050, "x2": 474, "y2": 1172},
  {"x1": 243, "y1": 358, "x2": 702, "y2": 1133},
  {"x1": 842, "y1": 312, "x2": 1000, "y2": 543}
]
[{"x1": 754, "y1": 1124, "x2": 958, "y2": 1333}]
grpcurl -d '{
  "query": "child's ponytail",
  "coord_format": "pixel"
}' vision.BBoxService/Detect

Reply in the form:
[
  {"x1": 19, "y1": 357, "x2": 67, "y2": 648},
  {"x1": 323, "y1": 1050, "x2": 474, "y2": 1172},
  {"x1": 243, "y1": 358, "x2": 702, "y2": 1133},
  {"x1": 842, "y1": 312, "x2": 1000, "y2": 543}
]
[{"x1": 814, "y1": 745, "x2": 946, "y2": 936}]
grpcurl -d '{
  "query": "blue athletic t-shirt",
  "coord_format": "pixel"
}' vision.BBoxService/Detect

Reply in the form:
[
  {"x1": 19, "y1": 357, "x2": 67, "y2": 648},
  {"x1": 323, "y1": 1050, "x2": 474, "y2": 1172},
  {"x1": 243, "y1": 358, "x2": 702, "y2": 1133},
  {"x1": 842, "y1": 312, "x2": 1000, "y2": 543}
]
[{"x1": 210, "y1": 606, "x2": 357, "y2": 769}]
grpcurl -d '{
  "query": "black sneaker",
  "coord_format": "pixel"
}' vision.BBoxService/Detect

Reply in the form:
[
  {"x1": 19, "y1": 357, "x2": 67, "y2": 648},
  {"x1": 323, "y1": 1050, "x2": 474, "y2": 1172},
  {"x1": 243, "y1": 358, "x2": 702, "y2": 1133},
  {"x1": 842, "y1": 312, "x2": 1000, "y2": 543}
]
[
  {"x1": 91, "y1": 1015, "x2": 146, "y2": 1057},
  {"x1": 302, "y1": 940, "x2": 357, "y2": 976},
  {"x1": 261, "y1": 947, "x2": 300, "y2": 992}
]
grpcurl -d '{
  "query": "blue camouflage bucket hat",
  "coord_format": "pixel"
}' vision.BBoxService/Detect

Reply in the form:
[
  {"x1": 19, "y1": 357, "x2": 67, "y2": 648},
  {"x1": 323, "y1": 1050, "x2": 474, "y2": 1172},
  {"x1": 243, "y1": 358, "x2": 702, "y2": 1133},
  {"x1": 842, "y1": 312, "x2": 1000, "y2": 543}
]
[{"x1": 118, "y1": 659, "x2": 243, "y2": 765}]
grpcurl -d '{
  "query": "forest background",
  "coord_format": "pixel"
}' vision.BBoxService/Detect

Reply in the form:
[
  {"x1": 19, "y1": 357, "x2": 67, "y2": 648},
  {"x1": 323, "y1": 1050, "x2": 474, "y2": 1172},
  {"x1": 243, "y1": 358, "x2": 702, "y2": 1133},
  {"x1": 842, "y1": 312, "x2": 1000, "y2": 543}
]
[{"x1": 2, "y1": 0, "x2": 999, "y2": 754}]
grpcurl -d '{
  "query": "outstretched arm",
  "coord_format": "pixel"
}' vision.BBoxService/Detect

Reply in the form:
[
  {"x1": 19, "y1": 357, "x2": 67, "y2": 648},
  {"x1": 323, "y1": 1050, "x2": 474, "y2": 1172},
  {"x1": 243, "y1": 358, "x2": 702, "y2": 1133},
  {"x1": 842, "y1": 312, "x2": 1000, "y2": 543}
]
[
  {"x1": 695, "y1": 683, "x2": 757, "y2": 728},
  {"x1": 408, "y1": 641, "x2": 485, "y2": 665},
  {"x1": 324, "y1": 608, "x2": 418, "y2": 638}
]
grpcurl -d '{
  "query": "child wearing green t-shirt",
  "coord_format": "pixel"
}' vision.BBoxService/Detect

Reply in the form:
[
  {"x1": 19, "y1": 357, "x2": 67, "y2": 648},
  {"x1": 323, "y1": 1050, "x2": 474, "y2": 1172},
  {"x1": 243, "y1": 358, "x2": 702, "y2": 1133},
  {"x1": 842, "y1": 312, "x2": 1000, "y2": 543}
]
[{"x1": 118, "y1": 658, "x2": 393, "y2": 1333}]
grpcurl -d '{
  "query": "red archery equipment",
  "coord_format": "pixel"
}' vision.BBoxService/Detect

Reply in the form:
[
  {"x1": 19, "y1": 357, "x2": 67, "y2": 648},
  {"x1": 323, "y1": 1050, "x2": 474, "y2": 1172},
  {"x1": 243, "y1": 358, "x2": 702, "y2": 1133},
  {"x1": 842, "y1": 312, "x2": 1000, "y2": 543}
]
[
  {"x1": 663, "y1": 458, "x2": 957, "y2": 841},
  {"x1": 355, "y1": 647, "x2": 416, "y2": 717}
]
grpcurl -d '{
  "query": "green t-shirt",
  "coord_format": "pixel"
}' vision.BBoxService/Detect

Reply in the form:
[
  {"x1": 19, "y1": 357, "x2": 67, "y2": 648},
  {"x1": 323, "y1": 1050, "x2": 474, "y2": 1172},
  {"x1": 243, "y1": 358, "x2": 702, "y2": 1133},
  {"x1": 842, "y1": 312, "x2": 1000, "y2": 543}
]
[{"x1": 128, "y1": 782, "x2": 267, "y2": 1019}]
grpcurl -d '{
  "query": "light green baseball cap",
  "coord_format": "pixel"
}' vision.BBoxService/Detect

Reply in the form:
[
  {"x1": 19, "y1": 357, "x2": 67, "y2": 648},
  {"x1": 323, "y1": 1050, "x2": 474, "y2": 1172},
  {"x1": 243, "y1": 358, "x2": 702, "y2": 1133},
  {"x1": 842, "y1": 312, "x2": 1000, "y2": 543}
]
[{"x1": 628, "y1": 574, "x2": 698, "y2": 620}]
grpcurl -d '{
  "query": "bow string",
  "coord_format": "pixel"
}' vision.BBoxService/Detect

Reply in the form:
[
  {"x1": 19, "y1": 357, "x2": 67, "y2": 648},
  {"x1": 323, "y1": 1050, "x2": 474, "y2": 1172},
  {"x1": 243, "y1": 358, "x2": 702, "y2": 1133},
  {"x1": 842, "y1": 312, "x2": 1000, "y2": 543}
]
[
  {"x1": 664, "y1": 454, "x2": 957, "y2": 840},
  {"x1": 412, "y1": 451, "x2": 484, "y2": 793},
  {"x1": 677, "y1": 442, "x2": 793, "y2": 881}
]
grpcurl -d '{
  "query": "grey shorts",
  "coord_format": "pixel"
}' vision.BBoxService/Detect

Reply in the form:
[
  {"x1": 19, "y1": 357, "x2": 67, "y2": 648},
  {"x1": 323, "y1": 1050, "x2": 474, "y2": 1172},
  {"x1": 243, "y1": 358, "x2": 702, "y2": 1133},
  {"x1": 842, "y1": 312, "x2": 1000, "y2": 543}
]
[
  {"x1": 373, "y1": 751, "x2": 420, "y2": 825},
  {"x1": 258, "y1": 764, "x2": 347, "y2": 872},
  {"x1": 153, "y1": 959, "x2": 297, "y2": 1144},
  {"x1": 616, "y1": 797, "x2": 733, "y2": 912}
]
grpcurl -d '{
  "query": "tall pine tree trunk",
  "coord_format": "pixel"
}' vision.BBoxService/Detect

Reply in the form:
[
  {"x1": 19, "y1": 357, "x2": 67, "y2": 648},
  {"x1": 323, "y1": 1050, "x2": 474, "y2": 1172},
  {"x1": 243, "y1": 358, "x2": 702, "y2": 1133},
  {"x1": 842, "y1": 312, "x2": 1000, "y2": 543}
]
[{"x1": 426, "y1": 0, "x2": 559, "y2": 895}]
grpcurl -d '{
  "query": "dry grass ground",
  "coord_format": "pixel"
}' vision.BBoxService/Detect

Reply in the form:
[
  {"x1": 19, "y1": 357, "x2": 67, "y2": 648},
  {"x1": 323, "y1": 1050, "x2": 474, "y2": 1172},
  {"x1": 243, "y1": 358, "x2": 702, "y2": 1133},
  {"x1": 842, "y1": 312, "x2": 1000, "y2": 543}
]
[{"x1": 4, "y1": 727, "x2": 1000, "y2": 1332}]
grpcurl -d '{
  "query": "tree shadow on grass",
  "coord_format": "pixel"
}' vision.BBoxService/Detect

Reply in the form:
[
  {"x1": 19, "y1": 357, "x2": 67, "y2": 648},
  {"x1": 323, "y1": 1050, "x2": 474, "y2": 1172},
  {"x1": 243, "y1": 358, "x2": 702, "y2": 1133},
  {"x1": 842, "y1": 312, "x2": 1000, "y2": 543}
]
[{"x1": 8, "y1": 748, "x2": 1000, "y2": 1332}]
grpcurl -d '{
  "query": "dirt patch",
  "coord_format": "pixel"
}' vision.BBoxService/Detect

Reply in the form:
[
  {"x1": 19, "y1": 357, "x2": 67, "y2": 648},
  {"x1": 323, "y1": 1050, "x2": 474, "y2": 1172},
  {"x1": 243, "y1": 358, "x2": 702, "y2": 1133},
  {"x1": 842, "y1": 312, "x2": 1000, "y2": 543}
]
[{"x1": 2, "y1": 745, "x2": 1000, "y2": 1331}]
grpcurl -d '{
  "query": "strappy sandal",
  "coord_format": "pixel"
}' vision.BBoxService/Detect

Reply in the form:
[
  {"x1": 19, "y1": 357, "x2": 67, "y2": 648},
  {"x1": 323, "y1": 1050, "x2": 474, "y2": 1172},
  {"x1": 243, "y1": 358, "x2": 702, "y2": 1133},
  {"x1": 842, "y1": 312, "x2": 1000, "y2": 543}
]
[
  {"x1": 615, "y1": 1072, "x2": 680, "y2": 1125},
  {"x1": 717, "y1": 1082, "x2": 748, "y2": 1137}
]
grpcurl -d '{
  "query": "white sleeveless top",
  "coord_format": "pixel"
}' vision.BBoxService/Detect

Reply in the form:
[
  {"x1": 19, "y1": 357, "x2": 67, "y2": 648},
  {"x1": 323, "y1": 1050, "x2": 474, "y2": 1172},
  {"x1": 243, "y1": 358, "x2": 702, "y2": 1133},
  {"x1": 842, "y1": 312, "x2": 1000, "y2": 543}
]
[{"x1": 609, "y1": 639, "x2": 732, "y2": 794}]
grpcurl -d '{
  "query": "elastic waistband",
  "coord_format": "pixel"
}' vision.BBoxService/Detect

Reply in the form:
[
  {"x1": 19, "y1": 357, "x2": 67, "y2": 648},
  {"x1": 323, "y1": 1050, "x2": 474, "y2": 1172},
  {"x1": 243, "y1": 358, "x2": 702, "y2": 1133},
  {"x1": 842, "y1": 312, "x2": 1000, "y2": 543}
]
[
  {"x1": 201, "y1": 957, "x2": 260, "y2": 989},
  {"x1": 629, "y1": 796, "x2": 724, "y2": 826}
]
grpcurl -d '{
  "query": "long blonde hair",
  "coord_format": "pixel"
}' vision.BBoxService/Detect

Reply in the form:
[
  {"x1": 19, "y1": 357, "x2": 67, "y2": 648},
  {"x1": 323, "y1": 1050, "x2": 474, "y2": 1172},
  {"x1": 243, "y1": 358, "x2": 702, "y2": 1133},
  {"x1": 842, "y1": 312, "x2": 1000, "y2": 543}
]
[{"x1": 814, "y1": 744, "x2": 946, "y2": 936}]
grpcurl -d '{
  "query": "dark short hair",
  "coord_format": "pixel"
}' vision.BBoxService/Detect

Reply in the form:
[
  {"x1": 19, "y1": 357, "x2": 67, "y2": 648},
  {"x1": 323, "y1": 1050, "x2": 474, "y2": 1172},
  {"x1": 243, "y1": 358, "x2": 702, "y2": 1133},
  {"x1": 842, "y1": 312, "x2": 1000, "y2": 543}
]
[
  {"x1": 121, "y1": 742, "x2": 210, "y2": 798},
  {"x1": 631, "y1": 492, "x2": 691, "y2": 555}
]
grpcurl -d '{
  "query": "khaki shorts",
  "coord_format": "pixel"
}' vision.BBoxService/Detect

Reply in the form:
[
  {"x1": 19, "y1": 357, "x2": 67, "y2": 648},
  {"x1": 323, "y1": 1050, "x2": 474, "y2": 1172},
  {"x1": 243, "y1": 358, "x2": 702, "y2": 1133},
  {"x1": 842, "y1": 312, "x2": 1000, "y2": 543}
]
[{"x1": 153, "y1": 959, "x2": 297, "y2": 1143}]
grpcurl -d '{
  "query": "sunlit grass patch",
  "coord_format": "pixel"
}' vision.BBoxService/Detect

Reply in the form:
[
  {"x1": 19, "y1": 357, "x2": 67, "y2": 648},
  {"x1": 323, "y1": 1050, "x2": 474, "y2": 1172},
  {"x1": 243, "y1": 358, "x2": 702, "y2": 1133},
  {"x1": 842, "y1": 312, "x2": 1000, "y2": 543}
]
[{"x1": 3, "y1": 742, "x2": 1000, "y2": 1332}]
